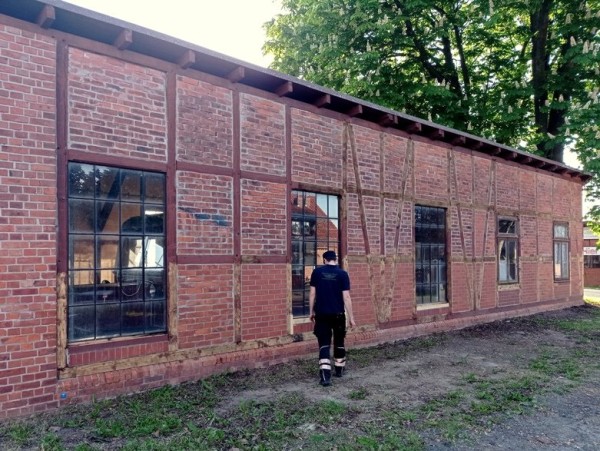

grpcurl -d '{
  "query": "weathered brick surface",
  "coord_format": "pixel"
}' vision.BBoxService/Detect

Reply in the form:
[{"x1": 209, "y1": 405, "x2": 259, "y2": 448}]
[
  {"x1": 496, "y1": 163, "x2": 520, "y2": 210},
  {"x1": 68, "y1": 49, "x2": 167, "y2": 161},
  {"x1": 177, "y1": 76, "x2": 233, "y2": 168},
  {"x1": 177, "y1": 171, "x2": 234, "y2": 255},
  {"x1": 383, "y1": 134, "x2": 411, "y2": 194},
  {"x1": 346, "y1": 124, "x2": 380, "y2": 192},
  {"x1": 241, "y1": 179, "x2": 287, "y2": 255},
  {"x1": 241, "y1": 264, "x2": 288, "y2": 340},
  {"x1": 0, "y1": 24, "x2": 58, "y2": 420},
  {"x1": 0, "y1": 14, "x2": 588, "y2": 420},
  {"x1": 177, "y1": 264, "x2": 235, "y2": 348},
  {"x1": 240, "y1": 94, "x2": 286, "y2": 176},
  {"x1": 414, "y1": 142, "x2": 449, "y2": 201},
  {"x1": 346, "y1": 194, "x2": 381, "y2": 255},
  {"x1": 291, "y1": 108, "x2": 343, "y2": 187}
]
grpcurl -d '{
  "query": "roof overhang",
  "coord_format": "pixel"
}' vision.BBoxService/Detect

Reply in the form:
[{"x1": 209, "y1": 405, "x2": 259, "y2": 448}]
[{"x1": 0, "y1": 0, "x2": 593, "y2": 183}]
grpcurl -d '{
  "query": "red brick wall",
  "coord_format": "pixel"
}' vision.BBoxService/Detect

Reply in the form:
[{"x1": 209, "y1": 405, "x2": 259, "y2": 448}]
[
  {"x1": 177, "y1": 264, "x2": 235, "y2": 349},
  {"x1": 291, "y1": 109, "x2": 343, "y2": 188},
  {"x1": 177, "y1": 76, "x2": 233, "y2": 168},
  {"x1": 68, "y1": 48, "x2": 167, "y2": 162},
  {"x1": 0, "y1": 24, "x2": 58, "y2": 418},
  {"x1": 0, "y1": 14, "x2": 588, "y2": 420},
  {"x1": 177, "y1": 172, "x2": 234, "y2": 256},
  {"x1": 241, "y1": 264, "x2": 288, "y2": 340}
]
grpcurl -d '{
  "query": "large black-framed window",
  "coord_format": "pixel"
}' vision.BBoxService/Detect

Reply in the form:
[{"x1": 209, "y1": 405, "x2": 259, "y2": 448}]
[
  {"x1": 68, "y1": 163, "x2": 166, "y2": 341},
  {"x1": 415, "y1": 205, "x2": 447, "y2": 305},
  {"x1": 291, "y1": 190, "x2": 340, "y2": 317},
  {"x1": 553, "y1": 222, "x2": 570, "y2": 281},
  {"x1": 497, "y1": 217, "x2": 519, "y2": 283}
]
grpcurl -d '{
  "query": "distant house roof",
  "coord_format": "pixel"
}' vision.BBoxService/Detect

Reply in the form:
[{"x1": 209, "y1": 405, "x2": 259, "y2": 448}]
[
  {"x1": 0, "y1": 0, "x2": 593, "y2": 183},
  {"x1": 584, "y1": 226, "x2": 600, "y2": 241}
]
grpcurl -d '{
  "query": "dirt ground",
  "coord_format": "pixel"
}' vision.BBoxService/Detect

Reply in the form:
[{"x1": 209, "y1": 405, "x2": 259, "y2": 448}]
[
  {"x1": 2, "y1": 305, "x2": 600, "y2": 450},
  {"x1": 217, "y1": 305, "x2": 600, "y2": 449}
]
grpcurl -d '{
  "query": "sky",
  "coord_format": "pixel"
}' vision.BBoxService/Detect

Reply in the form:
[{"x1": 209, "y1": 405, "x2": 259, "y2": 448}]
[{"x1": 64, "y1": 0, "x2": 283, "y2": 68}]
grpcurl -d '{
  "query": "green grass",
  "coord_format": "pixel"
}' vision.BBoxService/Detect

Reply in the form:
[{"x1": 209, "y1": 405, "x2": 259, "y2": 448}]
[{"x1": 1, "y1": 306, "x2": 599, "y2": 450}]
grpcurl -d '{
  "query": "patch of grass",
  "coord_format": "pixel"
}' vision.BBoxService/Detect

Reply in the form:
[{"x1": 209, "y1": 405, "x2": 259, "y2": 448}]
[
  {"x1": 4, "y1": 422, "x2": 34, "y2": 446},
  {"x1": 348, "y1": 386, "x2": 370, "y2": 400}
]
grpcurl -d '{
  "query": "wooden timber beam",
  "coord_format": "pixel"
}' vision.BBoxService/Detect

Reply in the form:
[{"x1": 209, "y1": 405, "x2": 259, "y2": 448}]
[
  {"x1": 37, "y1": 5, "x2": 55, "y2": 29},
  {"x1": 113, "y1": 29, "x2": 133, "y2": 50},
  {"x1": 347, "y1": 104, "x2": 363, "y2": 117},
  {"x1": 275, "y1": 81, "x2": 293, "y2": 97},
  {"x1": 177, "y1": 49, "x2": 195, "y2": 69},
  {"x1": 313, "y1": 94, "x2": 331, "y2": 108},
  {"x1": 227, "y1": 66, "x2": 245, "y2": 83}
]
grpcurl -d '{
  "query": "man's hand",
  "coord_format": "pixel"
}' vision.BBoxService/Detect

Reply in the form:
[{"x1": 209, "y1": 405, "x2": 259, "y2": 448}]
[
  {"x1": 310, "y1": 313, "x2": 315, "y2": 322},
  {"x1": 348, "y1": 318, "x2": 356, "y2": 328}
]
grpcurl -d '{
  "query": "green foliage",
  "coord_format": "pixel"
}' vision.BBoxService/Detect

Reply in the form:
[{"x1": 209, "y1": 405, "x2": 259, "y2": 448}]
[{"x1": 265, "y1": 0, "x2": 600, "y2": 203}]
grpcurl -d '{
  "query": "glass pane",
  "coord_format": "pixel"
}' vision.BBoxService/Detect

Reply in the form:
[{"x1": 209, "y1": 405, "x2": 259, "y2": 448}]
[
  {"x1": 121, "y1": 203, "x2": 143, "y2": 233},
  {"x1": 304, "y1": 192, "x2": 316, "y2": 215},
  {"x1": 122, "y1": 302, "x2": 145, "y2": 335},
  {"x1": 68, "y1": 305, "x2": 95, "y2": 341},
  {"x1": 291, "y1": 191, "x2": 301, "y2": 213},
  {"x1": 144, "y1": 172, "x2": 165, "y2": 203},
  {"x1": 69, "y1": 236, "x2": 94, "y2": 270},
  {"x1": 69, "y1": 271, "x2": 95, "y2": 305},
  {"x1": 498, "y1": 219, "x2": 516, "y2": 234},
  {"x1": 507, "y1": 241, "x2": 517, "y2": 281},
  {"x1": 554, "y1": 224, "x2": 568, "y2": 238},
  {"x1": 146, "y1": 268, "x2": 165, "y2": 300},
  {"x1": 96, "y1": 166, "x2": 119, "y2": 199},
  {"x1": 304, "y1": 242, "x2": 316, "y2": 265},
  {"x1": 69, "y1": 199, "x2": 94, "y2": 233},
  {"x1": 316, "y1": 218, "x2": 329, "y2": 240},
  {"x1": 291, "y1": 220, "x2": 302, "y2": 237},
  {"x1": 96, "y1": 303, "x2": 121, "y2": 338},
  {"x1": 146, "y1": 300, "x2": 166, "y2": 333},
  {"x1": 303, "y1": 220, "x2": 316, "y2": 238},
  {"x1": 328, "y1": 196, "x2": 339, "y2": 219},
  {"x1": 121, "y1": 170, "x2": 142, "y2": 202},
  {"x1": 96, "y1": 277, "x2": 119, "y2": 302},
  {"x1": 145, "y1": 237, "x2": 165, "y2": 268},
  {"x1": 144, "y1": 209, "x2": 164, "y2": 234},
  {"x1": 96, "y1": 199, "x2": 119, "y2": 233},
  {"x1": 292, "y1": 265, "x2": 305, "y2": 289},
  {"x1": 121, "y1": 237, "x2": 143, "y2": 268},
  {"x1": 316, "y1": 194, "x2": 328, "y2": 217},
  {"x1": 292, "y1": 241, "x2": 303, "y2": 265},
  {"x1": 120, "y1": 269, "x2": 144, "y2": 301},
  {"x1": 98, "y1": 236, "x2": 119, "y2": 270},
  {"x1": 68, "y1": 163, "x2": 95, "y2": 198}
]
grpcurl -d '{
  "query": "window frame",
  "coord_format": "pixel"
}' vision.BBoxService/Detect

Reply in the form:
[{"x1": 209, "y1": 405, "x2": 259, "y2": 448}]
[
  {"x1": 290, "y1": 190, "x2": 341, "y2": 317},
  {"x1": 497, "y1": 216, "x2": 519, "y2": 284},
  {"x1": 414, "y1": 205, "x2": 448, "y2": 305},
  {"x1": 67, "y1": 162, "x2": 167, "y2": 342},
  {"x1": 553, "y1": 222, "x2": 570, "y2": 281}
]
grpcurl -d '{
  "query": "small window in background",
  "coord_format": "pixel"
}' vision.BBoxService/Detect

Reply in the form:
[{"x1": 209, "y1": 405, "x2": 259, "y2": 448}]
[
  {"x1": 68, "y1": 163, "x2": 166, "y2": 342},
  {"x1": 553, "y1": 223, "x2": 569, "y2": 280},
  {"x1": 498, "y1": 217, "x2": 519, "y2": 283}
]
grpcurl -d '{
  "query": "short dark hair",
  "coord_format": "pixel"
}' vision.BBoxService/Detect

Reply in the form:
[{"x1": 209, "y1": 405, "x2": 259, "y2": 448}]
[{"x1": 323, "y1": 250, "x2": 337, "y2": 261}]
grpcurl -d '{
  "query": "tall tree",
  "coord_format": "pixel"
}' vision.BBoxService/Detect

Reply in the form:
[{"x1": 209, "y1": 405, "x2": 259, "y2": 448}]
[{"x1": 265, "y1": 0, "x2": 600, "y2": 218}]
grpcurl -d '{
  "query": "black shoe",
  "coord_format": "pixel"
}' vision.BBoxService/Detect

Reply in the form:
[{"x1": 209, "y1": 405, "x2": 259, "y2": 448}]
[
  {"x1": 334, "y1": 366, "x2": 344, "y2": 378},
  {"x1": 319, "y1": 369, "x2": 331, "y2": 386}
]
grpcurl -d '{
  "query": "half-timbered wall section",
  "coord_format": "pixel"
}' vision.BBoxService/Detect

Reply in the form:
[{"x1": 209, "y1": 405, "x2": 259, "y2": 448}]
[{"x1": 0, "y1": 0, "x2": 591, "y2": 419}]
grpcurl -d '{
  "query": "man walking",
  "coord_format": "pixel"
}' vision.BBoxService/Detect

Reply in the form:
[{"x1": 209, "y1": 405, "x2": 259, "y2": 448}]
[{"x1": 309, "y1": 250, "x2": 356, "y2": 386}]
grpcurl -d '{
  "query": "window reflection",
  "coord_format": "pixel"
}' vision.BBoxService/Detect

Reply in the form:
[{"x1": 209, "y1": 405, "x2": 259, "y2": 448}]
[
  {"x1": 68, "y1": 163, "x2": 166, "y2": 342},
  {"x1": 291, "y1": 190, "x2": 340, "y2": 316}
]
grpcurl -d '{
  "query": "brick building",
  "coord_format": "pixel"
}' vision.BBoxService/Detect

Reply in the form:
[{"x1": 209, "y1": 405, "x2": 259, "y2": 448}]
[
  {"x1": 0, "y1": 0, "x2": 592, "y2": 419},
  {"x1": 584, "y1": 224, "x2": 600, "y2": 286}
]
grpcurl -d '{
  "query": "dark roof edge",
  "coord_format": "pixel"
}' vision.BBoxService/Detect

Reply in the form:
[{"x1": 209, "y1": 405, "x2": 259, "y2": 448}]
[{"x1": 1, "y1": 0, "x2": 592, "y2": 183}]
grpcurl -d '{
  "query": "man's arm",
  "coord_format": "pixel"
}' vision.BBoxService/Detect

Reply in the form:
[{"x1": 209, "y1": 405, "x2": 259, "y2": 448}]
[
  {"x1": 309, "y1": 286, "x2": 316, "y2": 322},
  {"x1": 343, "y1": 290, "x2": 356, "y2": 327}
]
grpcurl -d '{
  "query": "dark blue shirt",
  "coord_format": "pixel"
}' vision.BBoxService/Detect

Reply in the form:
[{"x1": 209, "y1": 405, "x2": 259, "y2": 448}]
[{"x1": 310, "y1": 265, "x2": 350, "y2": 315}]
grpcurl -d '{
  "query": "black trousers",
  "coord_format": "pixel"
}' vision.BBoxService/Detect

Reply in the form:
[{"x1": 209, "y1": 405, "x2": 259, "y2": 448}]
[{"x1": 314, "y1": 313, "x2": 347, "y2": 364}]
